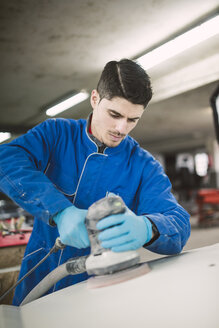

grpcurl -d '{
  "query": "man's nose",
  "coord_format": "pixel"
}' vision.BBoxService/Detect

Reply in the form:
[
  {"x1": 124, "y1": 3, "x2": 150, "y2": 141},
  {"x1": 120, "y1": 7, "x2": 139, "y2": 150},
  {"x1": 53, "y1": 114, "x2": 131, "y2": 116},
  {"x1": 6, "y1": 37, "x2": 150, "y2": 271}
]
[{"x1": 115, "y1": 120, "x2": 128, "y2": 135}]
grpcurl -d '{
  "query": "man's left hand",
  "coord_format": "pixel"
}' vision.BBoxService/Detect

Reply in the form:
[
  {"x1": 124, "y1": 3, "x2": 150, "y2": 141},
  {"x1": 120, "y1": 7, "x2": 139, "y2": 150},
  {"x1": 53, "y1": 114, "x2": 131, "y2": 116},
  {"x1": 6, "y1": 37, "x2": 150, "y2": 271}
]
[{"x1": 97, "y1": 208, "x2": 152, "y2": 252}]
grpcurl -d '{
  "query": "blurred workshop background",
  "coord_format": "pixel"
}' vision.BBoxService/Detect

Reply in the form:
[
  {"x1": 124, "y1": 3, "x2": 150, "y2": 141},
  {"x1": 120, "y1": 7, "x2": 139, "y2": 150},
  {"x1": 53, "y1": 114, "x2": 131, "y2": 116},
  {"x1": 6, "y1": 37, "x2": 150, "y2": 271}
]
[{"x1": 0, "y1": 0, "x2": 218, "y2": 305}]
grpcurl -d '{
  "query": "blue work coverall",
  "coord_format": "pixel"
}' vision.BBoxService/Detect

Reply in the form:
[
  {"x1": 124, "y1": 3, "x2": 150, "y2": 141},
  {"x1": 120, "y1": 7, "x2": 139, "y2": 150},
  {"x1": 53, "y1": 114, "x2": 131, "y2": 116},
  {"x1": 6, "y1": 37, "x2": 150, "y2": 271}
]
[{"x1": 0, "y1": 117, "x2": 190, "y2": 305}]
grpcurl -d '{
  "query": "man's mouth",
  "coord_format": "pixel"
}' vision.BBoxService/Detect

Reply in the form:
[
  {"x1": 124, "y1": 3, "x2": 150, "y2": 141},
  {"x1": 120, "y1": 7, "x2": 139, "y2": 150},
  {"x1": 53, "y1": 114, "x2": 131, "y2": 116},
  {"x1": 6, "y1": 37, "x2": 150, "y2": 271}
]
[{"x1": 108, "y1": 132, "x2": 124, "y2": 142}]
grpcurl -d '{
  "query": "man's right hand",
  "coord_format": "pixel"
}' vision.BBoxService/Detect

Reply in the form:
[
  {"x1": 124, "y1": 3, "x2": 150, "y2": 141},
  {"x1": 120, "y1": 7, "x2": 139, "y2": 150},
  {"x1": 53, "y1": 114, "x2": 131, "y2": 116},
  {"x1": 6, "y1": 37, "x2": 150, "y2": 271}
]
[{"x1": 53, "y1": 206, "x2": 90, "y2": 249}]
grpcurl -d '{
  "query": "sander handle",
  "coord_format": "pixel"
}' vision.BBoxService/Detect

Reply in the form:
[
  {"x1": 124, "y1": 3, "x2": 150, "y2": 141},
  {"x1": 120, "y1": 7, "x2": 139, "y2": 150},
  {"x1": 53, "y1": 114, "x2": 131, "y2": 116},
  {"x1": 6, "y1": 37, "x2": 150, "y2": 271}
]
[{"x1": 85, "y1": 195, "x2": 126, "y2": 256}]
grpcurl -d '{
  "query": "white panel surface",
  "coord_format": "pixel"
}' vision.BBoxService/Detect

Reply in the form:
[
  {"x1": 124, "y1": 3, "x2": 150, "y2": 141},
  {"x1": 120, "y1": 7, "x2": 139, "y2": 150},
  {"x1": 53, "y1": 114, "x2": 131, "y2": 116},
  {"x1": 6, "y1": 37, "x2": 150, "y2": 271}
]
[{"x1": 1, "y1": 244, "x2": 219, "y2": 328}]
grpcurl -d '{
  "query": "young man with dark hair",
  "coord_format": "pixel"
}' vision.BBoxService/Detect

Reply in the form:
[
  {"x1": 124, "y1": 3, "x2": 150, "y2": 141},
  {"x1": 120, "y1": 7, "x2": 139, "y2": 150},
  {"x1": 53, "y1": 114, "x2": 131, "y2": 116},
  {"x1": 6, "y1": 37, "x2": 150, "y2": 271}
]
[{"x1": 0, "y1": 59, "x2": 190, "y2": 305}]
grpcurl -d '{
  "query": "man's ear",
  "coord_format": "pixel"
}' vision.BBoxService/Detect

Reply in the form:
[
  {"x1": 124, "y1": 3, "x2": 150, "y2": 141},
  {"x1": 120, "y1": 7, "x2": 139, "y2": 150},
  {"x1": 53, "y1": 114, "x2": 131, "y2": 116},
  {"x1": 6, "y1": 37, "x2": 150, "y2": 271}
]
[{"x1": 90, "y1": 90, "x2": 100, "y2": 109}]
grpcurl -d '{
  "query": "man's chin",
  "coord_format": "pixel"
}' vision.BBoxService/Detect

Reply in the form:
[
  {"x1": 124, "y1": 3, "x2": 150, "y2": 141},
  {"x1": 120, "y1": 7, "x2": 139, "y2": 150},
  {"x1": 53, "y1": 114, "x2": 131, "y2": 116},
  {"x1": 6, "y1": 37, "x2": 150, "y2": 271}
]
[{"x1": 105, "y1": 139, "x2": 123, "y2": 148}]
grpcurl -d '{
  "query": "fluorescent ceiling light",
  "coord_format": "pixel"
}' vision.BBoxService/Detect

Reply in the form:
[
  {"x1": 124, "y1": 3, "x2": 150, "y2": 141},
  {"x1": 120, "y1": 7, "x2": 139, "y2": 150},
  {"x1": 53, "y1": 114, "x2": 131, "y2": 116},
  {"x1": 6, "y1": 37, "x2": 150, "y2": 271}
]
[
  {"x1": 0, "y1": 132, "x2": 11, "y2": 143},
  {"x1": 46, "y1": 91, "x2": 89, "y2": 117},
  {"x1": 137, "y1": 15, "x2": 219, "y2": 70}
]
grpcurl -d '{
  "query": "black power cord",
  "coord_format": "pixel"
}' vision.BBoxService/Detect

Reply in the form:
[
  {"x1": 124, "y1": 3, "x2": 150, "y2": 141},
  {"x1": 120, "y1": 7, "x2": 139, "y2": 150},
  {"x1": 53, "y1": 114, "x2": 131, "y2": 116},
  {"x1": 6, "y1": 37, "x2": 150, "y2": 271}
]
[{"x1": 0, "y1": 238, "x2": 65, "y2": 303}]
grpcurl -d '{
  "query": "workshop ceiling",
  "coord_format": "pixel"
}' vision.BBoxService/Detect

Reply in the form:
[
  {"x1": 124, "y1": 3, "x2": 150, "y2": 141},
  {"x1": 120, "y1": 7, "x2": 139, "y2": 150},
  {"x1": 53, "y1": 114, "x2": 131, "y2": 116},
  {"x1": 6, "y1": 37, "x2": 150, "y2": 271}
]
[{"x1": 0, "y1": 0, "x2": 218, "y2": 153}]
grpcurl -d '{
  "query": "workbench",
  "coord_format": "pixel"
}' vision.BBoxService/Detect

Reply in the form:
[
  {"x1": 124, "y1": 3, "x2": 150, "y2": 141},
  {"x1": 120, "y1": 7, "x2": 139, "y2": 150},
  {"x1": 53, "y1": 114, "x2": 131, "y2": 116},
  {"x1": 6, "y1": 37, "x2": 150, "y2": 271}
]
[{"x1": 0, "y1": 227, "x2": 31, "y2": 305}]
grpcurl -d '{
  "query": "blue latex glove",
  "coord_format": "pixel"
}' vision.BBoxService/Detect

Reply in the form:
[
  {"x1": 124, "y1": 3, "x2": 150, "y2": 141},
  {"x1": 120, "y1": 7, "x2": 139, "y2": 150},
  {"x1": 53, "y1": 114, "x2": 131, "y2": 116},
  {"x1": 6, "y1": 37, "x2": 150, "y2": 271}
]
[
  {"x1": 53, "y1": 206, "x2": 90, "y2": 249},
  {"x1": 97, "y1": 208, "x2": 153, "y2": 252}
]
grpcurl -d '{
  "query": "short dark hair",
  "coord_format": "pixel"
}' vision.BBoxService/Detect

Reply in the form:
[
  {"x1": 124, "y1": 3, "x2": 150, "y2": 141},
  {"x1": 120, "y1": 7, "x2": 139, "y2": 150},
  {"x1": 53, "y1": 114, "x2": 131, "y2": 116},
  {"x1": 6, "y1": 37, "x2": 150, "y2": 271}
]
[{"x1": 97, "y1": 59, "x2": 153, "y2": 108}]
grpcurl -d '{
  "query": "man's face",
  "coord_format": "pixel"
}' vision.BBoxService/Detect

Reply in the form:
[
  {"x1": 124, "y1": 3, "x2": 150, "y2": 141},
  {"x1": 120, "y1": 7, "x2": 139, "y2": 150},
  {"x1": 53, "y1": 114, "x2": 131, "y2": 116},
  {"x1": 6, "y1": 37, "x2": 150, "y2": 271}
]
[{"x1": 90, "y1": 90, "x2": 144, "y2": 148}]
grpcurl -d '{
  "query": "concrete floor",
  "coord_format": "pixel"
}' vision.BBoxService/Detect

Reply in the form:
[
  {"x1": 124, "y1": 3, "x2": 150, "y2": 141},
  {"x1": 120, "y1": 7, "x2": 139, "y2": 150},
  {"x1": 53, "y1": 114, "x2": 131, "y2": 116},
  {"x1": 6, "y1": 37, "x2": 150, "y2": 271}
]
[{"x1": 184, "y1": 225, "x2": 219, "y2": 251}]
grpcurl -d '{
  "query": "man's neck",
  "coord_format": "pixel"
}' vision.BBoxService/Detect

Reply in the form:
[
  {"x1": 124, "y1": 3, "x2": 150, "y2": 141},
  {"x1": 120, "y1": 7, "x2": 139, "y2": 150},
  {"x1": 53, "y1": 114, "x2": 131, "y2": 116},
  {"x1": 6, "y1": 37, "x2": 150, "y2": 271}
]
[{"x1": 87, "y1": 114, "x2": 106, "y2": 153}]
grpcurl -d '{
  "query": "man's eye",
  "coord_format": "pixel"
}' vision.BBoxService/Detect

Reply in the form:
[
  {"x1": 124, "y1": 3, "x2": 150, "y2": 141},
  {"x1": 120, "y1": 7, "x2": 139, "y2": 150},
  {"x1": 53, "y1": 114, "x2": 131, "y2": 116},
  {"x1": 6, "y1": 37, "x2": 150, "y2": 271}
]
[
  {"x1": 128, "y1": 119, "x2": 137, "y2": 123},
  {"x1": 110, "y1": 113, "x2": 120, "y2": 118}
]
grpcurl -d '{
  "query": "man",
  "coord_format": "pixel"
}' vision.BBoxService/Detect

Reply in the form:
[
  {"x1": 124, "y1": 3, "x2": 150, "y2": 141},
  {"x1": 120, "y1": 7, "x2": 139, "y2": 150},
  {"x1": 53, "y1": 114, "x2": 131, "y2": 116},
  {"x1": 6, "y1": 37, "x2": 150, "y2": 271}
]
[{"x1": 0, "y1": 59, "x2": 190, "y2": 305}]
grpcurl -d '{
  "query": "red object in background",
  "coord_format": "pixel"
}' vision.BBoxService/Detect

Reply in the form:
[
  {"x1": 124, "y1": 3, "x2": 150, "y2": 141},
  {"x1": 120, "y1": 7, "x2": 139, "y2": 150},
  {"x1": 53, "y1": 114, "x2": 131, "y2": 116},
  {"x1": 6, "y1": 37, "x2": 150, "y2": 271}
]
[
  {"x1": 196, "y1": 189, "x2": 219, "y2": 224},
  {"x1": 0, "y1": 230, "x2": 31, "y2": 247},
  {"x1": 197, "y1": 189, "x2": 219, "y2": 204},
  {"x1": 0, "y1": 217, "x2": 32, "y2": 247}
]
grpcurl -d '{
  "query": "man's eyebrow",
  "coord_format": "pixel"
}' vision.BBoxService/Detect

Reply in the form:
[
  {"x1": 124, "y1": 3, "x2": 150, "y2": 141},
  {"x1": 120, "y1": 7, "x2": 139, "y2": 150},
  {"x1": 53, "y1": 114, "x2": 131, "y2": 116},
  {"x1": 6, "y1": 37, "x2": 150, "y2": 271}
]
[{"x1": 108, "y1": 109, "x2": 140, "y2": 120}]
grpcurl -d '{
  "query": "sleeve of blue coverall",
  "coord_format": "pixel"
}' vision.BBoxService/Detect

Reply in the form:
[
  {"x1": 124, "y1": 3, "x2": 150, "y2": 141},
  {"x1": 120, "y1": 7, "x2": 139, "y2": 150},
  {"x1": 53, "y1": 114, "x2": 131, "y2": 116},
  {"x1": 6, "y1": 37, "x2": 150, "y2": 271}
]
[
  {"x1": 136, "y1": 158, "x2": 191, "y2": 255},
  {"x1": 0, "y1": 119, "x2": 72, "y2": 224}
]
